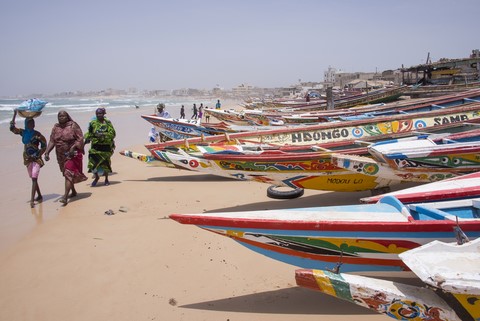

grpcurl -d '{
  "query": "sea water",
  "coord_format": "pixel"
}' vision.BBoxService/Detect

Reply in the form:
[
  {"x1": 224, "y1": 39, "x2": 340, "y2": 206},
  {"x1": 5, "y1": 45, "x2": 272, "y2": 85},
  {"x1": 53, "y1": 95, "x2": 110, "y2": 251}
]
[{"x1": 0, "y1": 96, "x2": 220, "y2": 124}]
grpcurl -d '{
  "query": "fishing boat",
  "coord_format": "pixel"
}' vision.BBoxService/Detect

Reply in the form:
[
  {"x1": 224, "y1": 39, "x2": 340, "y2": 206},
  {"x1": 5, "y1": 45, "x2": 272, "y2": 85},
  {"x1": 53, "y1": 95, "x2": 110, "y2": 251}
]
[
  {"x1": 332, "y1": 128, "x2": 480, "y2": 183},
  {"x1": 399, "y1": 238, "x2": 479, "y2": 321},
  {"x1": 360, "y1": 171, "x2": 480, "y2": 204},
  {"x1": 142, "y1": 89, "x2": 480, "y2": 144},
  {"x1": 145, "y1": 102, "x2": 480, "y2": 151},
  {"x1": 244, "y1": 86, "x2": 409, "y2": 111},
  {"x1": 169, "y1": 195, "x2": 480, "y2": 273},
  {"x1": 148, "y1": 143, "x2": 399, "y2": 192},
  {"x1": 203, "y1": 108, "x2": 255, "y2": 125},
  {"x1": 141, "y1": 116, "x2": 231, "y2": 140},
  {"x1": 142, "y1": 114, "x2": 286, "y2": 141},
  {"x1": 244, "y1": 88, "x2": 480, "y2": 126},
  {"x1": 118, "y1": 126, "x2": 480, "y2": 195},
  {"x1": 119, "y1": 150, "x2": 172, "y2": 168},
  {"x1": 295, "y1": 237, "x2": 480, "y2": 321}
]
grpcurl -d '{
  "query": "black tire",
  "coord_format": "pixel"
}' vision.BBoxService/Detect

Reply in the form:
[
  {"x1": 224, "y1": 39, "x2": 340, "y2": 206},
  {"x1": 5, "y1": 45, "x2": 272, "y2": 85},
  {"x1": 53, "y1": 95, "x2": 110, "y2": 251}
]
[{"x1": 267, "y1": 185, "x2": 304, "y2": 199}]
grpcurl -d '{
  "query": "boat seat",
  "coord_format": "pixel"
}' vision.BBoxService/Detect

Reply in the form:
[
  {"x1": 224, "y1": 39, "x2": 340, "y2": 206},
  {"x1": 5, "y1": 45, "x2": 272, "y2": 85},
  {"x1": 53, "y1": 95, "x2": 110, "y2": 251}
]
[
  {"x1": 410, "y1": 205, "x2": 457, "y2": 221},
  {"x1": 371, "y1": 138, "x2": 436, "y2": 156}
]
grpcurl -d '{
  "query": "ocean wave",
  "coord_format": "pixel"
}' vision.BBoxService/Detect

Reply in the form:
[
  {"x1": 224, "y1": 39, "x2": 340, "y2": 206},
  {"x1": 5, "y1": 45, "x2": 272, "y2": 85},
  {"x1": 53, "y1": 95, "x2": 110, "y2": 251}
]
[{"x1": 0, "y1": 97, "x2": 218, "y2": 124}]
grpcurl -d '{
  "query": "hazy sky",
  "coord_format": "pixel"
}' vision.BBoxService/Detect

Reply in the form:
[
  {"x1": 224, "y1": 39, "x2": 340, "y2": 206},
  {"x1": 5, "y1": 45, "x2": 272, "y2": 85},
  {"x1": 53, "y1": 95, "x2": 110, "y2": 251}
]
[{"x1": 1, "y1": 0, "x2": 478, "y2": 96}]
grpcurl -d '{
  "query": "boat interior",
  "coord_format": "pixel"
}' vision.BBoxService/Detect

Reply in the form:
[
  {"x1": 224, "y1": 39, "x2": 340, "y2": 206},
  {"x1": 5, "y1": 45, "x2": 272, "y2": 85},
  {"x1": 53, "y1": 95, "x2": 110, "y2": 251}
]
[
  {"x1": 408, "y1": 198, "x2": 480, "y2": 220},
  {"x1": 378, "y1": 195, "x2": 480, "y2": 221}
]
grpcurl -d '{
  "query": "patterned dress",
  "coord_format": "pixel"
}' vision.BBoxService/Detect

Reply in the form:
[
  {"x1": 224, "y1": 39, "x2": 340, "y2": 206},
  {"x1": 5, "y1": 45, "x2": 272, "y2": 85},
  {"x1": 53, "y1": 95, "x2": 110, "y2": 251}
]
[
  {"x1": 84, "y1": 118, "x2": 116, "y2": 176},
  {"x1": 49, "y1": 120, "x2": 88, "y2": 184},
  {"x1": 10, "y1": 125, "x2": 47, "y2": 168}
]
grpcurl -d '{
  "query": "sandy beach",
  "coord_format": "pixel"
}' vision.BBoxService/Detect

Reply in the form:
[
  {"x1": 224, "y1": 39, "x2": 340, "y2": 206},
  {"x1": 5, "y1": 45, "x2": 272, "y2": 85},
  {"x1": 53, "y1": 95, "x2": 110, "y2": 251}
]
[{"x1": 0, "y1": 103, "x2": 401, "y2": 321}]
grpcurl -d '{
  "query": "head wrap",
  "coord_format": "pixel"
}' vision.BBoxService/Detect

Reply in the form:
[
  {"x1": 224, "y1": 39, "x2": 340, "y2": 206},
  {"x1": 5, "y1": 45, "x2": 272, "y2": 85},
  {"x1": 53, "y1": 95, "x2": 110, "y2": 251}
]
[
  {"x1": 58, "y1": 110, "x2": 73, "y2": 121},
  {"x1": 96, "y1": 107, "x2": 106, "y2": 114},
  {"x1": 22, "y1": 118, "x2": 35, "y2": 145},
  {"x1": 57, "y1": 110, "x2": 74, "y2": 128}
]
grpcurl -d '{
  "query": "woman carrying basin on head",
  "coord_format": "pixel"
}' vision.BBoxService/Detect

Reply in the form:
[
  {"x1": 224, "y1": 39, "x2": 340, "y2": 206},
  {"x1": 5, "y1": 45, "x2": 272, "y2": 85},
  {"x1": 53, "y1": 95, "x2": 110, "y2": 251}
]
[{"x1": 9, "y1": 110, "x2": 47, "y2": 208}]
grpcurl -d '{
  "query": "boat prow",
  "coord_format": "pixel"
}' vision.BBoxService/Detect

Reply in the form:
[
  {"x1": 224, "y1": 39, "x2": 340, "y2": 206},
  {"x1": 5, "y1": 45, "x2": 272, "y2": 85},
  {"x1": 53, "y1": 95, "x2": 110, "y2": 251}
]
[
  {"x1": 119, "y1": 150, "x2": 175, "y2": 168},
  {"x1": 296, "y1": 238, "x2": 480, "y2": 321},
  {"x1": 400, "y1": 237, "x2": 480, "y2": 295}
]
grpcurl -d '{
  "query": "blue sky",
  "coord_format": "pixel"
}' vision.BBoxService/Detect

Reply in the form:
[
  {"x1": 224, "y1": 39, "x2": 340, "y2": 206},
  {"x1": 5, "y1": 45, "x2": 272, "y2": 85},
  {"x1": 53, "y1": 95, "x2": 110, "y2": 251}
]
[{"x1": 0, "y1": 0, "x2": 478, "y2": 96}]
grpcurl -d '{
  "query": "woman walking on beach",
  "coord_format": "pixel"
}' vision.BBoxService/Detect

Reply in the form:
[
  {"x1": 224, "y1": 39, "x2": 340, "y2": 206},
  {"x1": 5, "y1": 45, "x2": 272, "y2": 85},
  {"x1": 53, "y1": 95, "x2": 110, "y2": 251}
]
[
  {"x1": 44, "y1": 110, "x2": 88, "y2": 205},
  {"x1": 84, "y1": 108, "x2": 116, "y2": 187},
  {"x1": 9, "y1": 110, "x2": 47, "y2": 208}
]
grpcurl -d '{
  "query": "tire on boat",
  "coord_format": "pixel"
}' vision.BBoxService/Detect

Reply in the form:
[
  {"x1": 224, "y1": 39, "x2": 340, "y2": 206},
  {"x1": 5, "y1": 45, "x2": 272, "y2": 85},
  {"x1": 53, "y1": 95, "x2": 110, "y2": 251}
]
[{"x1": 267, "y1": 185, "x2": 304, "y2": 199}]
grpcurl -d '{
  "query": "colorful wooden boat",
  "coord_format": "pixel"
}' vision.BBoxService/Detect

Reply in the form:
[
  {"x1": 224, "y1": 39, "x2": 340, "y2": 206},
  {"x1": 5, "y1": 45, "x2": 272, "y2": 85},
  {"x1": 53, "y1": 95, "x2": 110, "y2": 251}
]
[
  {"x1": 145, "y1": 103, "x2": 480, "y2": 151},
  {"x1": 119, "y1": 150, "x2": 173, "y2": 168},
  {"x1": 142, "y1": 127, "x2": 480, "y2": 193},
  {"x1": 295, "y1": 238, "x2": 480, "y2": 321},
  {"x1": 333, "y1": 129, "x2": 480, "y2": 183},
  {"x1": 244, "y1": 86, "x2": 409, "y2": 111},
  {"x1": 169, "y1": 196, "x2": 480, "y2": 273},
  {"x1": 281, "y1": 88, "x2": 480, "y2": 124},
  {"x1": 296, "y1": 269, "x2": 459, "y2": 321},
  {"x1": 245, "y1": 88, "x2": 480, "y2": 126},
  {"x1": 400, "y1": 238, "x2": 480, "y2": 321},
  {"x1": 150, "y1": 143, "x2": 399, "y2": 192},
  {"x1": 361, "y1": 171, "x2": 480, "y2": 204},
  {"x1": 142, "y1": 114, "x2": 283, "y2": 141},
  {"x1": 141, "y1": 116, "x2": 232, "y2": 140},
  {"x1": 132, "y1": 127, "x2": 480, "y2": 194},
  {"x1": 203, "y1": 108, "x2": 254, "y2": 125},
  {"x1": 142, "y1": 89, "x2": 480, "y2": 141}
]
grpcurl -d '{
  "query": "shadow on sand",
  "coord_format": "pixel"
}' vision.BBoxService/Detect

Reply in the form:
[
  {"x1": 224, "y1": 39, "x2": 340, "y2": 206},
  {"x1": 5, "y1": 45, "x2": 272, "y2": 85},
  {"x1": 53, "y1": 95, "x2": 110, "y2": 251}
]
[
  {"x1": 179, "y1": 286, "x2": 373, "y2": 315},
  {"x1": 180, "y1": 276, "x2": 424, "y2": 314},
  {"x1": 128, "y1": 174, "x2": 233, "y2": 183}
]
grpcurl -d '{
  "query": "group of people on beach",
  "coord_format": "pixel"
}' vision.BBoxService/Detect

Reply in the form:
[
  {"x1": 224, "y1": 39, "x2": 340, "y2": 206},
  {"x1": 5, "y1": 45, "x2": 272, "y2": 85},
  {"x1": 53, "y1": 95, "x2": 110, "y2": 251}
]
[
  {"x1": 156, "y1": 99, "x2": 221, "y2": 122},
  {"x1": 10, "y1": 108, "x2": 116, "y2": 208}
]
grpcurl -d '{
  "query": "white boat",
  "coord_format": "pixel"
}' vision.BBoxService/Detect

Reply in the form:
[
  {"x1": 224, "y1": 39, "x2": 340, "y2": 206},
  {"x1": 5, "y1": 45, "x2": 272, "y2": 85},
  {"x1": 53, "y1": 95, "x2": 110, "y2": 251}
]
[{"x1": 295, "y1": 238, "x2": 480, "y2": 321}]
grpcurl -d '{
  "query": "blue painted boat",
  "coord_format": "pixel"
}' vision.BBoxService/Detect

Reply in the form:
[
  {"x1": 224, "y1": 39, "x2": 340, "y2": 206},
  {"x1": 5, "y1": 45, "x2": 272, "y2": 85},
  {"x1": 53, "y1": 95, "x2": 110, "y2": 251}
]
[{"x1": 170, "y1": 196, "x2": 480, "y2": 273}]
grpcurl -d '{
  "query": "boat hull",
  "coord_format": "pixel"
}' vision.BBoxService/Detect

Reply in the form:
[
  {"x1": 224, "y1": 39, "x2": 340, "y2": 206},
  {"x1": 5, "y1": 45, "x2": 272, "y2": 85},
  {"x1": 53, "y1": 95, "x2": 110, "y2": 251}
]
[
  {"x1": 152, "y1": 148, "x2": 399, "y2": 192},
  {"x1": 361, "y1": 171, "x2": 480, "y2": 204},
  {"x1": 295, "y1": 269, "x2": 461, "y2": 321},
  {"x1": 170, "y1": 197, "x2": 480, "y2": 272}
]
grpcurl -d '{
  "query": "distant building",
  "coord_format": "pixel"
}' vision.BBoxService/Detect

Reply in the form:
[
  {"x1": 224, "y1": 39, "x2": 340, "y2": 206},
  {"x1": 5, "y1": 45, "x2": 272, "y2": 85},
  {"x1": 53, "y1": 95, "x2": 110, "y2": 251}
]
[
  {"x1": 232, "y1": 83, "x2": 255, "y2": 97},
  {"x1": 380, "y1": 69, "x2": 402, "y2": 85},
  {"x1": 324, "y1": 66, "x2": 337, "y2": 85},
  {"x1": 171, "y1": 88, "x2": 190, "y2": 96},
  {"x1": 401, "y1": 49, "x2": 480, "y2": 85}
]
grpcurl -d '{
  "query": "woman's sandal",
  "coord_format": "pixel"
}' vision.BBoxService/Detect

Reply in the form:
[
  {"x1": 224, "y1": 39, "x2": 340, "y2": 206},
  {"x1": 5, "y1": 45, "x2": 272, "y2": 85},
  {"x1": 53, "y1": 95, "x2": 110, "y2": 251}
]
[{"x1": 59, "y1": 197, "x2": 68, "y2": 205}]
